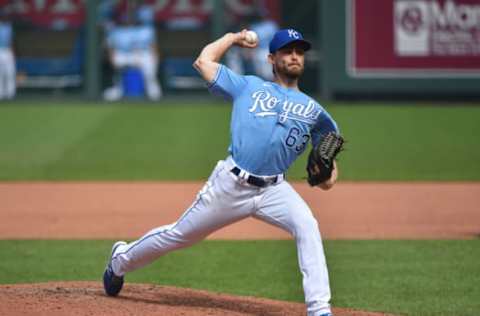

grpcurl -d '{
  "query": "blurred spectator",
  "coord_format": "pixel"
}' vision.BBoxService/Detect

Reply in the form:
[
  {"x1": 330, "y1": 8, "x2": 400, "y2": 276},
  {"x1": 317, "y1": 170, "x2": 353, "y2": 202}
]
[
  {"x1": 248, "y1": 12, "x2": 278, "y2": 80},
  {"x1": 103, "y1": 4, "x2": 162, "y2": 101},
  {"x1": 225, "y1": 12, "x2": 278, "y2": 80},
  {"x1": 0, "y1": 12, "x2": 15, "y2": 100}
]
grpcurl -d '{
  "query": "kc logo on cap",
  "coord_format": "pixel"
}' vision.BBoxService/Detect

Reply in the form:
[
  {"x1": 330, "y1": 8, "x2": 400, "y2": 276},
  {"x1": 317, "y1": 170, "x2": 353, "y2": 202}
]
[
  {"x1": 269, "y1": 28, "x2": 311, "y2": 53},
  {"x1": 287, "y1": 29, "x2": 300, "y2": 39}
]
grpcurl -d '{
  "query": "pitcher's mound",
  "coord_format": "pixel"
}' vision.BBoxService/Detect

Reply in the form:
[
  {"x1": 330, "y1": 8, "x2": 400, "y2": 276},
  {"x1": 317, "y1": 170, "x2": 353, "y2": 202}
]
[{"x1": 0, "y1": 282, "x2": 394, "y2": 316}]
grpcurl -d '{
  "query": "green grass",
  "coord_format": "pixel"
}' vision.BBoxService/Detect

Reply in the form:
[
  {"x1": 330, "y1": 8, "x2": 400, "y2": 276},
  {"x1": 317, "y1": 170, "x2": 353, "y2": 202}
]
[
  {"x1": 0, "y1": 240, "x2": 479, "y2": 316},
  {"x1": 1, "y1": 100, "x2": 480, "y2": 180},
  {"x1": 328, "y1": 104, "x2": 480, "y2": 181}
]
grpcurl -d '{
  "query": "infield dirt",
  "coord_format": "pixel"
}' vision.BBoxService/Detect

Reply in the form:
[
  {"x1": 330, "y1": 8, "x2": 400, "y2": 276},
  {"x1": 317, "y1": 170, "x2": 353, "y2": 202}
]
[
  {"x1": 0, "y1": 282, "x2": 397, "y2": 316},
  {"x1": 0, "y1": 181, "x2": 479, "y2": 239}
]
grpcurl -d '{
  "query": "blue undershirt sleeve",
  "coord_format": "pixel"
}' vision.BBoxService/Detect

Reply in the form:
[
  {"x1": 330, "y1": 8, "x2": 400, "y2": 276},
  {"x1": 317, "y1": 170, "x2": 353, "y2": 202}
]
[{"x1": 311, "y1": 111, "x2": 340, "y2": 147}]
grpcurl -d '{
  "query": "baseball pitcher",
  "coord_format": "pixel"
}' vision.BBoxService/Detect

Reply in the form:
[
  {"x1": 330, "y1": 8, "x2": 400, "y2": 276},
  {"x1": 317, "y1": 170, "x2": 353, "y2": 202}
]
[{"x1": 103, "y1": 28, "x2": 344, "y2": 316}]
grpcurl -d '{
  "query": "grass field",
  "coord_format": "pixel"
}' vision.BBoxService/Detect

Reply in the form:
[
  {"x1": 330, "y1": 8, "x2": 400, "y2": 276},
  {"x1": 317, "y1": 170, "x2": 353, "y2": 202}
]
[
  {"x1": 1, "y1": 100, "x2": 479, "y2": 180},
  {"x1": 0, "y1": 240, "x2": 479, "y2": 316},
  {"x1": 1, "y1": 99, "x2": 479, "y2": 316}
]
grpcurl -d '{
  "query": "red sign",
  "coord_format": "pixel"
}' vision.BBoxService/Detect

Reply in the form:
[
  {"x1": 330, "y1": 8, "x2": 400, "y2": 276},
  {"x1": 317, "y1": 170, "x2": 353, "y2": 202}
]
[
  {"x1": 1, "y1": 0, "x2": 280, "y2": 29},
  {"x1": 142, "y1": 0, "x2": 281, "y2": 25},
  {"x1": 1, "y1": 0, "x2": 85, "y2": 28},
  {"x1": 348, "y1": 0, "x2": 480, "y2": 77}
]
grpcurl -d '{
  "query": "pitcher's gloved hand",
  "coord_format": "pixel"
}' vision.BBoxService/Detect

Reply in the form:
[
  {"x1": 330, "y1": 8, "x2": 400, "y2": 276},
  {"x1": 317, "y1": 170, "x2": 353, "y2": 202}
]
[{"x1": 306, "y1": 132, "x2": 345, "y2": 187}]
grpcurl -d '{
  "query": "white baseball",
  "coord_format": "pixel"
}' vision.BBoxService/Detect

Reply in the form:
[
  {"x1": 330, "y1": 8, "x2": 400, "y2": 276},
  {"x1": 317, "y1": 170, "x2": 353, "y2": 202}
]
[{"x1": 245, "y1": 30, "x2": 258, "y2": 44}]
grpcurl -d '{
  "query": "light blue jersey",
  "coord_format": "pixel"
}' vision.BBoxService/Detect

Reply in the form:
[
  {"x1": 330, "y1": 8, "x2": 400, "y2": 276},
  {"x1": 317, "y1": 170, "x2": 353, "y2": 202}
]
[
  {"x1": 132, "y1": 25, "x2": 155, "y2": 50},
  {"x1": 0, "y1": 22, "x2": 12, "y2": 48},
  {"x1": 107, "y1": 25, "x2": 154, "y2": 52},
  {"x1": 107, "y1": 26, "x2": 134, "y2": 53},
  {"x1": 209, "y1": 65, "x2": 339, "y2": 176}
]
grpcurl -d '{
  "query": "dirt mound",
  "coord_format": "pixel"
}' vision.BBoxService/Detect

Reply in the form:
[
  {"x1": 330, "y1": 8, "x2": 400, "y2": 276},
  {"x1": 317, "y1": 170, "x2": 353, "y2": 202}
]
[{"x1": 0, "y1": 282, "x2": 394, "y2": 316}]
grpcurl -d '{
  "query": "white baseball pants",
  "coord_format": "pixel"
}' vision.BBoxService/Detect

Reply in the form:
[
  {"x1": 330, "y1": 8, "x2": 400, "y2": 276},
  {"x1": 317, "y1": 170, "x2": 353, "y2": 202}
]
[
  {"x1": 111, "y1": 157, "x2": 332, "y2": 315},
  {"x1": 0, "y1": 48, "x2": 16, "y2": 100}
]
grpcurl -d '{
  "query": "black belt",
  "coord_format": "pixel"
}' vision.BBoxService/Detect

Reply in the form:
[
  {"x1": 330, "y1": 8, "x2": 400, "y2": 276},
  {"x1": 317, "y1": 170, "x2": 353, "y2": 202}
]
[{"x1": 230, "y1": 167, "x2": 279, "y2": 188}]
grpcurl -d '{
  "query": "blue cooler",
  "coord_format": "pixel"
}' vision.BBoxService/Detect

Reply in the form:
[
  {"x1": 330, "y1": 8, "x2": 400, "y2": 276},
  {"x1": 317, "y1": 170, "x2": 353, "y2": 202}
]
[{"x1": 122, "y1": 68, "x2": 145, "y2": 98}]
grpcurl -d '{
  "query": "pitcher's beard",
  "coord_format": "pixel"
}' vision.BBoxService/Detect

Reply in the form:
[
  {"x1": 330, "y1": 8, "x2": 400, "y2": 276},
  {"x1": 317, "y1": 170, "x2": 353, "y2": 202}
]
[
  {"x1": 285, "y1": 70, "x2": 302, "y2": 80},
  {"x1": 275, "y1": 64, "x2": 304, "y2": 80},
  {"x1": 285, "y1": 68, "x2": 303, "y2": 80}
]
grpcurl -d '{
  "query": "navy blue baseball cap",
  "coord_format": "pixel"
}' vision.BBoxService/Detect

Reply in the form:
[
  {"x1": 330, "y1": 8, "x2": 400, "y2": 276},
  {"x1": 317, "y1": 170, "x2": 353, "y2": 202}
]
[{"x1": 269, "y1": 28, "x2": 311, "y2": 53}]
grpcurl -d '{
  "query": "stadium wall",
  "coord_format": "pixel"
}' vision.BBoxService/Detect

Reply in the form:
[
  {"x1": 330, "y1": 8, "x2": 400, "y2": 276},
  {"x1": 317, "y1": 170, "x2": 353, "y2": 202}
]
[{"x1": 321, "y1": 0, "x2": 480, "y2": 99}]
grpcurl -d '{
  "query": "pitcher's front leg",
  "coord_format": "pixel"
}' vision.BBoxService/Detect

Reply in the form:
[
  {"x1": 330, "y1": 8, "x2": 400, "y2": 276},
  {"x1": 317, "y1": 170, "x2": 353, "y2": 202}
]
[{"x1": 254, "y1": 181, "x2": 332, "y2": 316}]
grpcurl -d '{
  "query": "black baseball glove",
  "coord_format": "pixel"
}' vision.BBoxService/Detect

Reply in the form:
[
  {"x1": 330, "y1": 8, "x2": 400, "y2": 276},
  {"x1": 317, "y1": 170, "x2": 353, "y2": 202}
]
[{"x1": 306, "y1": 132, "x2": 345, "y2": 186}]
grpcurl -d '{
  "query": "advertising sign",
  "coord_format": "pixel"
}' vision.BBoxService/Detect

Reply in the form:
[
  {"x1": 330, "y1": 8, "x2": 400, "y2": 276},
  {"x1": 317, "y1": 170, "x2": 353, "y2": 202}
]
[
  {"x1": 1, "y1": 0, "x2": 85, "y2": 28},
  {"x1": 348, "y1": 0, "x2": 480, "y2": 78},
  {"x1": 1, "y1": 0, "x2": 280, "y2": 29}
]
